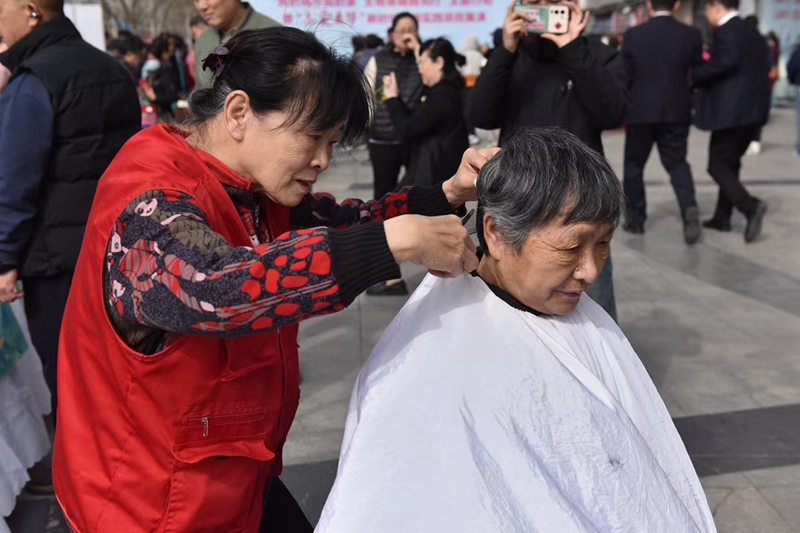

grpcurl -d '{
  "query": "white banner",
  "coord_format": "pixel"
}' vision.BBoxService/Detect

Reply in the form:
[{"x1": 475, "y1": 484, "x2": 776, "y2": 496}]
[{"x1": 251, "y1": 0, "x2": 508, "y2": 52}]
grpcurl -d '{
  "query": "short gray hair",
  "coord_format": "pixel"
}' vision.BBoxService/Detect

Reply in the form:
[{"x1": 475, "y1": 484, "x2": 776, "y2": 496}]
[{"x1": 476, "y1": 127, "x2": 624, "y2": 253}]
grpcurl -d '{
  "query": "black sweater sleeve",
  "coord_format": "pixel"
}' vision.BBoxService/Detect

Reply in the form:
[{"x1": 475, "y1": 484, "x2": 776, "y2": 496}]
[
  {"x1": 386, "y1": 85, "x2": 455, "y2": 142},
  {"x1": 466, "y1": 46, "x2": 518, "y2": 130},
  {"x1": 559, "y1": 38, "x2": 629, "y2": 131}
]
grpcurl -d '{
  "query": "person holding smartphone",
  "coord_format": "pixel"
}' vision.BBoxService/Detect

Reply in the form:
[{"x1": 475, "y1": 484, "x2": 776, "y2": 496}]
[
  {"x1": 363, "y1": 12, "x2": 426, "y2": 296},
  {"x1": 381, "y1": 38, "x2": 469, "y2": 191},
  {"x1": 468, "y1": 0, "x2": 628, "y2": 320},
  {"x1": 364, "y1": 12, "x2": 424, "y2": 203}
]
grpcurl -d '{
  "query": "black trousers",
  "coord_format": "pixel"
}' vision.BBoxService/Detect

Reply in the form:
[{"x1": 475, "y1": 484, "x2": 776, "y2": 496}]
[
  {"x1": 623, "y1": 124, "x2": 697, "y2": 226},
  {"x1": 368, "y1": 141, "x2": 409, "y2": 200},
  {"x1": 22, "y1": 273, "x2": 73, "y2": 418},
  {"x1": 708, "y1": 126, "x2": 761, "y2": 221},
  {"x1": 259, "y1": 477, "x2": 313, "y2": 532}
]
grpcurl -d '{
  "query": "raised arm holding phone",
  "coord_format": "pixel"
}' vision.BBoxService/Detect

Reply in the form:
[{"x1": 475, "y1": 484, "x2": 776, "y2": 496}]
[
  {"x1": 381, "y1": 38, "x2": 470, "y2": 190},
  {"x1": 467, "y1": 0, "x2": 629, "y2": 320},
  {"x1": 469, "y1": 0, "x2": 626, "y2": 153}
]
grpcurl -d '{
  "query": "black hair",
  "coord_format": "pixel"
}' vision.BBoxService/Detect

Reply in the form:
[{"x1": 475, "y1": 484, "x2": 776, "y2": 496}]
[
  {"x1": 38, "y1": 0, "x2": 64, "y2": 15},
  {"x1": 708, "y1": 0, "x2": 739, "y2": 9},
  {"x1": 352, "y1": 35, "x2": 367, "y2": 52},
  {"x1": 186, "y1": 27, "x2": 371, "y2": 147},
  {"x1": 365, "y1": 34, "x2": 384, "y2": 48},
  {"x1": 149, "y1": 35, "x2": 171, "y2": 60},
  {"x1": 107, "y1": 38, "x2": 123, "y2": 55},
  {"x1": 492, "y1": 28, "x2": 503, "y2": 48},
  {"x1": 419, "y1": 38, "x2": 466, "y2": 89},
  {"x1": 391, "y1": 12, "x2": 419, "y2": 30},
  {"x1": 169, "y1": 32, "x2": 188, "y2": 53},
  {"x1": 476, "y1": 127, "x2": 624, "y2": 255},
  {"x1": 117, "y1": 34, "x2": 145, "y2": 56},
  {"x1": 650, "y1": 0, "x2": 678, "y2": 11},
  {"x1": 744, "y1": 14, "x2": 759, "y2": 30},
  {"x1": 191, "y1": 14, "x2": 207, "y2": 27}
]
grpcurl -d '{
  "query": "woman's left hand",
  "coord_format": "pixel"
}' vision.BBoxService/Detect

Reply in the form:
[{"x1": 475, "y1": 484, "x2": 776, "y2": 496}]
[
  {"x1": 442, "y1": 147, "x2": 501, "y2": 207},
  {"x1": 382, "y1": 72, "x2": 399, "y2": 99}
]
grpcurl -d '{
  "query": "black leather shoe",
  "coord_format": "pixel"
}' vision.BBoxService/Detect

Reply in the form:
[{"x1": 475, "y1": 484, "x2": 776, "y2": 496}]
[
  {"x1": 683, "y1": 206, "x2": 701, "y2": 245},
  {"x1": 622, "y1": 221, "x2": 645, "y2": 235},
  {"x1": 744, "y1": 201, "x2": 767, "y2": 243},
  {"x1": 702, "y1": 218, "x2": 731, "y2": 232},
  {"x1": 366, "y1": 280, "x2": 409, "y2": 296}
]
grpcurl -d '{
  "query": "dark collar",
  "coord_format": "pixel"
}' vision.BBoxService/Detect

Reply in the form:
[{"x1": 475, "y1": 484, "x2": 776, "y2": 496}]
[
  {"x1": 471, "y1": 271, "x2": 546, "y2": 317},
  {"x1": 0, "y1": 16, "x2": 81, "y2": 74},
  {"x1": 217, "y1": 3, "x2": 254, "y2": 40},
  {"x1": 519, "y1": 35, "x2": 564, "y2": 63}
]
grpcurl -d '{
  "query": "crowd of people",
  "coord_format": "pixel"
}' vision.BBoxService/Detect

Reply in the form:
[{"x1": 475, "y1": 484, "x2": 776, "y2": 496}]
[
  {"x1": 355, "y1": 0, "x2": 795, "y2": 308},
  {"x1": 103, "y1": 0, "x2": 283, "y2": 126},
  {"x1": 0, "y1": 0, "x2": 797, "y2": 531}
]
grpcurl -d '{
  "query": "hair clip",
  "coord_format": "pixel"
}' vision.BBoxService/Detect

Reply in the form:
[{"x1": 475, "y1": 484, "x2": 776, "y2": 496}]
[{"x1": 201, "y1": 43, "x2": 231, "y2": 78}]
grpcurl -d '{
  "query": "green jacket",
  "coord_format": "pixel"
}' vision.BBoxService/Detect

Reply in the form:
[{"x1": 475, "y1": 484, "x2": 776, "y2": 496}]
[{"x1": 194, "y1": 4, "x2": 280, "y2": 89}]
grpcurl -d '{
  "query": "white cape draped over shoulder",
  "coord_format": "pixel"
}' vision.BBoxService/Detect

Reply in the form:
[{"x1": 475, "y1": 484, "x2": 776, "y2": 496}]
[{"x1": 316, "y1": 274, "x2": 716, "y2": 533}]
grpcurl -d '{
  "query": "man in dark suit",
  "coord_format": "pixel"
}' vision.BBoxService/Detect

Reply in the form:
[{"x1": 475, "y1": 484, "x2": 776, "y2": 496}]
[
  {"x1": 694, "y1": 0, "x2": 770, "y2": 243},
  {"x1": 622, "y1": 0, "x2": 703, "y2": 244}
]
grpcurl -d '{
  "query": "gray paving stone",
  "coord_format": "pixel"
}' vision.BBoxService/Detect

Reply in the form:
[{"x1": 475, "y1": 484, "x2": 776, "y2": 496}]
[
  {"x1": 701, "y1": 472, "x2": 754, "y2": 490},
  {"x1": 744, "y1": 465, "x2": 800, "y2": 488},
  {"x1": 712, "y1": 487, "x2": 794, "y2": 533},
  {"x1": 758, "y1": 486, "x2": 800, "y2": 531},
  {"x1": 703, "y1": 487, "x2": 733, "y2": 515}
]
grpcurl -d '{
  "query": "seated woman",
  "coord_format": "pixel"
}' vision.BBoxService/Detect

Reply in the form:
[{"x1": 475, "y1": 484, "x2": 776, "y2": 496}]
[{"x1": 317, "y1": 128, "x2": 716, "y2": 533}]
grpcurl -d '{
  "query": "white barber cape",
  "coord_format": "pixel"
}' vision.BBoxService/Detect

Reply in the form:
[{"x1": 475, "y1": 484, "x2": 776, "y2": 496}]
[{"x1": 316, "y1": 274, "x2": 716, "y2": 533}]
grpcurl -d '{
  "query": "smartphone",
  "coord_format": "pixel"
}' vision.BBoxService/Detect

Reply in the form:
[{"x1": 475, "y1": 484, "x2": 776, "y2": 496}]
[
  {"x1": 513, "y1": 3, "x2": 570, "y2": 34},
  {"x1": 375, "y1": 86, "x2": 387, "y2": 106}
]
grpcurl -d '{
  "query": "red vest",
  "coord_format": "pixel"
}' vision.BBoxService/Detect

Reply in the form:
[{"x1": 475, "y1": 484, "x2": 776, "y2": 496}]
[{"x1": 54, "y1": 125, "x2": 300, "y2": 532}]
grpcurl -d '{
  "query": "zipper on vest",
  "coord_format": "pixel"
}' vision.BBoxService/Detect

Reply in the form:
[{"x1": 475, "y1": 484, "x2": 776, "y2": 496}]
[
  {"x1": 189, "y1": 410, "x2": 266, "y2": 439},
  {"x1": 274, "y1": 330, "x2": 286, "y2": 437}
]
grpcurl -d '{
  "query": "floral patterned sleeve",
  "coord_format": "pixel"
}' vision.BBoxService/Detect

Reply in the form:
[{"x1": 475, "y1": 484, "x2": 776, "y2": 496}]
[
  {"x1": 105, "y1": 189, "x2": 400, "y2": 353},
  {"x1": 290, "y1": 185, "x2": 456, "y2": 229}
]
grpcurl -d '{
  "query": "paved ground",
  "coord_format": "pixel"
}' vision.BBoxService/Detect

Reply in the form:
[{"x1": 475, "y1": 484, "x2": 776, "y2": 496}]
[{"x1": 8, "y1": 109, "x2": 800, "y2": 532}]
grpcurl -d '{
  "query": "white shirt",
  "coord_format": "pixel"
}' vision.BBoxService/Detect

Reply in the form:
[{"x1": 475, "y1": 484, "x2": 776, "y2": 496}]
[
  {"x1": 718, "y1": 11, "x2": 740, "y2": 27},
  {"x1": 364, "y1": 56, "x2": 378, "y2": 92},
  {"x1": 317, "y1": 275, "x2": 718, "y2": 533},
  {"x1": 653, "y1": 10, "x2": 672, "y2": 17}
]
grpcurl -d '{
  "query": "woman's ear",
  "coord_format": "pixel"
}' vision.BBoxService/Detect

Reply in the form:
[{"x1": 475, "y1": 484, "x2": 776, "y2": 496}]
[
  {"x1": 223, "y1": 90, "x2": 251, "y2": 142},
  {"x1": 482, "y1": 213, "x2": 507, "y2": 260},
  {"x1": 434, "y1": 56, "x2": 445, "y2": 71},
  {"x1": 27, "y1": 3, "x2": 41, "y2": 27}
]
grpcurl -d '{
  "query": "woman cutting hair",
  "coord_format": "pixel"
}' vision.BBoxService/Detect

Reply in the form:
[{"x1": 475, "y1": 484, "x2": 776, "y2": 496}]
[{"x1": 53, "y1": 27, "x2": 492, "y2": 533}]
